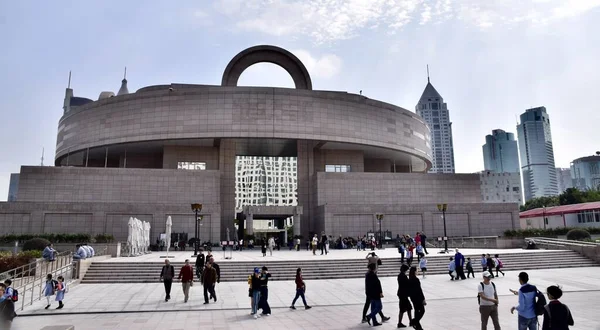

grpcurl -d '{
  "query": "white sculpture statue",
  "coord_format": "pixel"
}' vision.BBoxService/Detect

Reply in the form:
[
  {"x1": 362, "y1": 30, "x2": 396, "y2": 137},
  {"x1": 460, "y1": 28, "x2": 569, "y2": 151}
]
[
  {"x1": 165, "y1": 216, "x2": 172, "y2": 257},
  {"x1": 127, "y1": 217, "x2": 135, "y2": 257}
]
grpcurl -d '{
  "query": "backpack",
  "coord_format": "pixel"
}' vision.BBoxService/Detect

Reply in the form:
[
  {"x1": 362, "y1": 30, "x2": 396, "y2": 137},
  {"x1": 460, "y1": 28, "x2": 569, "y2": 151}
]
[
  {"x1": 11, "y1": 288, "x2": 18, "y2": 302},
  {"x1": 534, "y1": 289, "x2": 547, "y2": 316},
  {"x1": 477, "y1": 282, "x2": 496, "y2": 305},
  {"x1": 497, "y1": 258, "x2": 503, "y2": 268}
]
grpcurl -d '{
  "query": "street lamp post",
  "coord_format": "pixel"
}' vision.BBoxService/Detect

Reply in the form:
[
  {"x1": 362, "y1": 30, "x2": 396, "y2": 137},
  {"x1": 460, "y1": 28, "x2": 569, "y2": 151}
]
[
  {"x1": 376, "y1": 213, "x2": 384, "y2": 249},
  {"x1": 542, "y1": 205, "x2": 547, "y2": 230},
  {"x1": 191, "y1": 203, "x2": 203, "y2": 256},
  {"x1": 437, "y1": 203, "x2": 448, "y2": 253}
]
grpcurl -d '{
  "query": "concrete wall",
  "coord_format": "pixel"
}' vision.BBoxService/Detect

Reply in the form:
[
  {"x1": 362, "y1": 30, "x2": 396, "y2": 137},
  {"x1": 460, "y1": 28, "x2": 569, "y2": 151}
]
[
  {"x1": 55, "y1": 85, "x2": 432, "y2": 170},
  {"x1": 319, "y1": 203, "x2": 518, "y2": 238},
  {"x1": 0, "y1": 202, "x2": 221, "y2": 243},
  {"x1": 316, "y1": 172, "x2": 483, "y2": 205},
  {"x1": 17, "y1": 166, "x2": 220, "y2": 205}
]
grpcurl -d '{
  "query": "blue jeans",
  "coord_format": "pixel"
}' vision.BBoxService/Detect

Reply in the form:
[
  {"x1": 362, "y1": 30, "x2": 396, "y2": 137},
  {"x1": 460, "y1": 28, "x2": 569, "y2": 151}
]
[
  {"x1": 292, "y1": 288, "x2": 307, "y2": 306},
  {"x1": 368, "y1": 299, "x2": 382, "y2": 324},
  {"x1": 252, "y1": 290, "x2": 261, "y2": 315},
  {"x1": 518, "y1": 315, "x2": 537, "y2": 330}
]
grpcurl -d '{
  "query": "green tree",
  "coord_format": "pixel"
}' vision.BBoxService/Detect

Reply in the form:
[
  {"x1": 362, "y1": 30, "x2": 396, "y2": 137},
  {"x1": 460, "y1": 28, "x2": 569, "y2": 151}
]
[
  {"x1": 520, "y1": 195, "x2": 559, "y2": 211},
  {"x1": 559, "y1": 188, "x2": 585, "y2": 205}
]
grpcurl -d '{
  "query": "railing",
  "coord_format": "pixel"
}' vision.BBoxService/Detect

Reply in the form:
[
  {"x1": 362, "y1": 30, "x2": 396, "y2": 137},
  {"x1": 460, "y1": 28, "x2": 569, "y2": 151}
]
[
  {"x1": 525, "y1": 237, "x2": 600, "y2": 247},
  {"x1": 0, "y1": 251, "x2": 74, "y2": 311},
  {"x1": 428, "y1": 236, "x2": 500, "y2": 249}
]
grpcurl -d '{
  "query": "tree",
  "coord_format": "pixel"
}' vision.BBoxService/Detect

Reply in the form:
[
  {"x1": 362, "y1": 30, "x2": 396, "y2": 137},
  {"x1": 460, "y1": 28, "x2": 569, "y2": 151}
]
[
  {"x1": 559, "y1": 188, "x2": 585, "y2": 205},
  {"x1": 520, "y1": 195, "x2": 559, "y2": 211}
]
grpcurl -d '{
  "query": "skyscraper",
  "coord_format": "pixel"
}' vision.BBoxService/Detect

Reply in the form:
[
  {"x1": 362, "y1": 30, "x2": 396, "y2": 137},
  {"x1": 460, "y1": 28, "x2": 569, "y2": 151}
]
[
  {"x1": 416, "y1": 75, "x2": 455, "y2": 173},
  {"x1": 482, "y1": 129, "x2": 520, "y2": 173},
  {"x1": 517, "y1": 107, "x2": 559, "y2": 201},
  {"x1": 556, "y1": 167, "x2": 573, "y2": 193}
]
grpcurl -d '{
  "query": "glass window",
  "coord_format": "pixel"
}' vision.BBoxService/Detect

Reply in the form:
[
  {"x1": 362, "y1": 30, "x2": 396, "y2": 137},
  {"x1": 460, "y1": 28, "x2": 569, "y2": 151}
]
[
  {"x1": 325, "y1": 165, "x2": 351, "y2": 172},
  {"x1": 512, "y1": 187, "x2": 520, "y2": 192},
  {"x1": 431, "y1": 103, "x2": 439, "y2": 110},
  {"x1": 177, "y1": 162, "x2": 206, "y2": 170}
]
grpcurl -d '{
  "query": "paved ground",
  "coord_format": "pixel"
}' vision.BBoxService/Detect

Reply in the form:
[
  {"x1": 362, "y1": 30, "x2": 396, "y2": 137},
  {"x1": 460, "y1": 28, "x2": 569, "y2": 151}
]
[
  {"x1": 106, "y1": 247, "x2": 554, "y2": 263},
  {"x1": 13, "y1": 267, "x2": 600, "y2": 329}
]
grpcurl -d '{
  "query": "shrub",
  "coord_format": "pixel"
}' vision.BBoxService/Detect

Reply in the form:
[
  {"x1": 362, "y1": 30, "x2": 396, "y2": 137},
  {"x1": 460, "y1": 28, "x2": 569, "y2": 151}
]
[
  {"x1": 566, "y1": 229, "x2": 591, "y2": 241},
  {"x1": 17, "y1": 250, "x2": 42, "y2": 259},
  {"x1": 22, "y1": 238, "x2": 51, "y2": 252},
  {"x1": 94, "y1": 234, "x2": 114, "y2": 243}
]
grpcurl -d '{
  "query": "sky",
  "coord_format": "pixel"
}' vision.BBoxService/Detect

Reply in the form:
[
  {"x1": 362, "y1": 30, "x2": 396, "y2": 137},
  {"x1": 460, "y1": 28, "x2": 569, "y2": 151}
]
[{"x1": 1, "y1": 0, "x2": 600, "y2": 201}]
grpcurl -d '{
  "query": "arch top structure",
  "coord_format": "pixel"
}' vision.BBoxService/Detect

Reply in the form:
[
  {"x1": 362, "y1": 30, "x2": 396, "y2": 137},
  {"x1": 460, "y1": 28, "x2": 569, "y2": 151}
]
[{"x1": 221, "y1": 45, "x2": 313, "y2": 90}]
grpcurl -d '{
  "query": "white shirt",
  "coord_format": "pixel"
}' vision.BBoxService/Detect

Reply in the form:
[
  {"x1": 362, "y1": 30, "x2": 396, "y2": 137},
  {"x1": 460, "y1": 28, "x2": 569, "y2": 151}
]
[{"x1": 478, "y1": 282, "x2": 496, "y2": 306}]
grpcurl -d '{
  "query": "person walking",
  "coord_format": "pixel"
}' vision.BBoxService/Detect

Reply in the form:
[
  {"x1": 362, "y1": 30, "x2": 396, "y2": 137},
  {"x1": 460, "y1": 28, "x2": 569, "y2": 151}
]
[
  {"x1": 454, "y1": 249, "x2": 466, "y2": 280},
  {"x1": 250, "y1": 268, "x2": 262, "y2": 319},
  {"x1": 448, "y1": 257, "x2": 456, "y2": 280},
  {"x1": 55, "y1": 276, "x2": 66, "y2": 309},
  {"x1": 415, "y1": 242, "x2": 424, "y2": 262},
  {"x1": 542, "y1": 285, "x2": 574, "y2": 330},
  {"x1": 494, "y1": 254, "x2": 505, "y2": 277},
  {"x1": 397, "y1": 264, "x2": 413, "y2": 328},
  {"x1": 178, "y1": 259, "x2": 194, "y2": 303},
  {"x1": 414, "y1": 232, "x2": 422, "y2": 246},
  {"x1": 406, "y1": 245, "x2": 414, "y2": 266},
  {"x1": 202, "y1": 262, "x2": 217, "y2": 304},
  {"x1": 2, "y1": 280, "x2": 13, "y2": 302},
  {"x1": 290, "y1": 268, "x2": 312, "y2": 310},
  {"x1": 268, "y1": 237, "x2": 275, "y2": 256},
  {"x1": 258, "y1": 266, "x2": 272, "y2": 315},
  {"x1": 466, "y1": 257, "x2": 475, "y2": 278},
  {"x1": 357, "y1": 236, "x2": 362, "y2": 251},
  {"x1": 160, "y1": 259, "x2": 175, "y2": 302},
  {"x1": 510, "y1": 272, "x2": 538, "y2": 330},
  {"x1": 486, "y1": 254, "x2": 496, "y2": 278},
  {"x1": 408, "y1": 266, "x2": 426, "y2": 330},
  {"x1": 365, "y1": 263, "x2": 384, "y2": 327},
  {"x1": 481, "y1": 254, "x2": 488, "y2": 272},
  {"x1": 43, "y1": 274, "x2": 57, "y2": 309},
  {"x1": 419, "y1": 256, "x2": 427, "y2": 279},
  {"x1": 311, "y1": 234, "x2": 318, "y2": 255},
  {"x1": 366, "y1": 252, "x2": 379, "y2": 271},
  {"x1": 478, "y1": 271, "x2": 501, "y2": 330},
  {"x1": 398, "y1": 241, "x2": 405, "y2": 264},
  {"x1": 195, "y1": 251, "x2": 205, "y2": 284},
  {"x1": 420, "y1": 232, "x2": 429, "y2": 255},
  {"x1": 320, "y1": 232, "x2": 328, "y2": 255},
  {"x1": 0, "y1": 286, "x2": 16, "y2": 329},
  {"x1": 261, "y1": 240, "x2": 267, "y2": 257}
]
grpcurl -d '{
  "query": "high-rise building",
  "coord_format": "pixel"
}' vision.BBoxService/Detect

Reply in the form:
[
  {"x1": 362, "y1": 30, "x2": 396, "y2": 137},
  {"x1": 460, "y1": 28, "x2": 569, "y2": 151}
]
[
  {"x1": 482, "y1": 129, "x2": 520, "y2": 173},
  {"x1": 517, "y1": 107, "x2": 559, "y2": 201},
  {"x1": 570, "y1": 154, "x2": 600, "y2": 191},
  {"x1": 7, "y1": 174, "x2": 19, "y2": 202},
  {"x1": 235, "y1": 156, "x2": 297, "y2": 210},
  {"x1": 416, "y1": 76, "x2": 455, "y2": 173},
  {"x1": 556, "y1": 168, "x2": 573, "y2": 193}
]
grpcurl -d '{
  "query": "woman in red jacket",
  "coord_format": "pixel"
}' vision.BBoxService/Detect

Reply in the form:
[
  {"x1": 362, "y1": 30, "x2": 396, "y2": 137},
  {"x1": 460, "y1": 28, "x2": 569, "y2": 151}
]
[{"x1": 290, "y1": 268, "x2": 312, "y2": 310}]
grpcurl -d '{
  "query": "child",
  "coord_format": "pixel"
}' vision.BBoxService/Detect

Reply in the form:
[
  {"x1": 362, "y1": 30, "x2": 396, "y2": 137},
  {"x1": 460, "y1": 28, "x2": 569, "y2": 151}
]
[
  {"x1": 261, "y1": 241, "x2": 267, "y2": 257},
  {"x1": 419, "y1": 256, "x2": 427, "y2": 279},
  {"x1": 43, "y1": 274, "x2": 57, "y2": 309},
  {"x1": 448, "y1": 257, "x2": 456, "y2": 280},
  {"x1": 466, "y1": 257, "x2": 475, "y2": 278},
  {"x1": 406, "y1": 245, "x2": 414, "y2": 266},
  {"x1": 542, "y1": 285, "x2": 574, "y2": 330},
  {"x1": 55, "y1": 276, "x2": 66, "y2": 309},
  {"x1": 494, "y1": 254, "x2": 505, "y2": 277},
  {"x1": 480, "y1": 254, "x2": 487, "y2": 272},
  {"x1": 415, "y1": 242, "x2": 424, "y2": 262}
]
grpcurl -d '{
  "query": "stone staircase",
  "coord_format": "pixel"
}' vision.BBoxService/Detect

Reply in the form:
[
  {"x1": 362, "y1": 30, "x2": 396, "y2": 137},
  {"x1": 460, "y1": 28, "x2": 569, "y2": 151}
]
[{"x1": 81, "y1": 250, "x2": 597, "y2": 284}]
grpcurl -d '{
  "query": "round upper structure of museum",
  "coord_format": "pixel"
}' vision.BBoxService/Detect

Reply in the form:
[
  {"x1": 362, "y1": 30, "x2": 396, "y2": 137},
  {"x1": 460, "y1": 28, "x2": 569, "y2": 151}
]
[{"x1": 55, "y1": 45, "x2": 432, "y2": 172}]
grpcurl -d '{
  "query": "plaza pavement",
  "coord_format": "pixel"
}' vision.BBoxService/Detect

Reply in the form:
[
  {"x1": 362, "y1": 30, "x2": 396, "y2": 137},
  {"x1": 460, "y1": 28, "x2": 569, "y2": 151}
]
[{"x1": 12, "y1": 266, "x2": 600, "y2": 329}]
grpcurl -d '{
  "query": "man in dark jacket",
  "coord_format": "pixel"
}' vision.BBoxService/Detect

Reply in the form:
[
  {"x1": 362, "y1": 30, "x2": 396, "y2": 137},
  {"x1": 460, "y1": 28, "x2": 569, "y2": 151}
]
[
  {"x1": 195, "y1": 251, "x2": 205, "y2": 284},
  {"x1": 320, "y1": 232, "x2": 328, "y2": 255},
  {"x1": 397, "y1": 264, "x2": 413, "y2": 328},
  {"x1": 419, "y1": 232, "x2": 428, "y2": 255},
  {"x1": 202, "y1": 262, "x2": 217, "y2": 304},
  {"x1": 258, "y1": 266, "x2": 272, "y2": 315},
  {"x1": 159, "y1": 259, "x2": 175, "y2": 302},
  {"x1": 454, "y1": 249, "x2": 466, "y2": 280},
  {"x1": 365, "y1": 263, "x2": 384, "y2": 327},
  {"x1": 542, "y1": 285, "x2": 574, "y2": 330},
  {"x1": 208, "y1": 257, "x2": 220, "y2": 283}
]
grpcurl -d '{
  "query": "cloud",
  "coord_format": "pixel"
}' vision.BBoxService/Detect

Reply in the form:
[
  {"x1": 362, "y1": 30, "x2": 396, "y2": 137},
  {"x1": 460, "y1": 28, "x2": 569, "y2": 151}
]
[
  {"x1": 210, "y1": 0, "x2": 600, "y2": 41},
  {"x1": 292, "y1": 50, "x2": 343, "y2": 79}
]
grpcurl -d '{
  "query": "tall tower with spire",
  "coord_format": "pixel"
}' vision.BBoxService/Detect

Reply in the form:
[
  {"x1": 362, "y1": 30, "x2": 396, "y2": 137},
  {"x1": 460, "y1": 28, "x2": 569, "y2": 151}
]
[
  {"x1": 117, "y1": 67, "x2": 129, "y2": 96},
  {"x1": 415, "y1": 67, "x2": 456, "y2": 173}
]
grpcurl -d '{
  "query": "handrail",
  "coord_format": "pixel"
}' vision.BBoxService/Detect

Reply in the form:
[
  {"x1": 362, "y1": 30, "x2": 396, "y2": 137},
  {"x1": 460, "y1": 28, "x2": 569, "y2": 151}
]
[
  {"x1": 0, "y1": 250, "x2": 71, "y2": 283},
  {"x1": 525, "y1": 237, "x2": 600, "y2": 247}
]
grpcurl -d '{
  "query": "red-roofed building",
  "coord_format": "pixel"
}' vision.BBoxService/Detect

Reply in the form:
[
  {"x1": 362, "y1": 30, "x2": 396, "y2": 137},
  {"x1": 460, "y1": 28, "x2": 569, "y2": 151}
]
[{"x1": 519, "y1": 201, "x2": 600, "y2": 229}]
